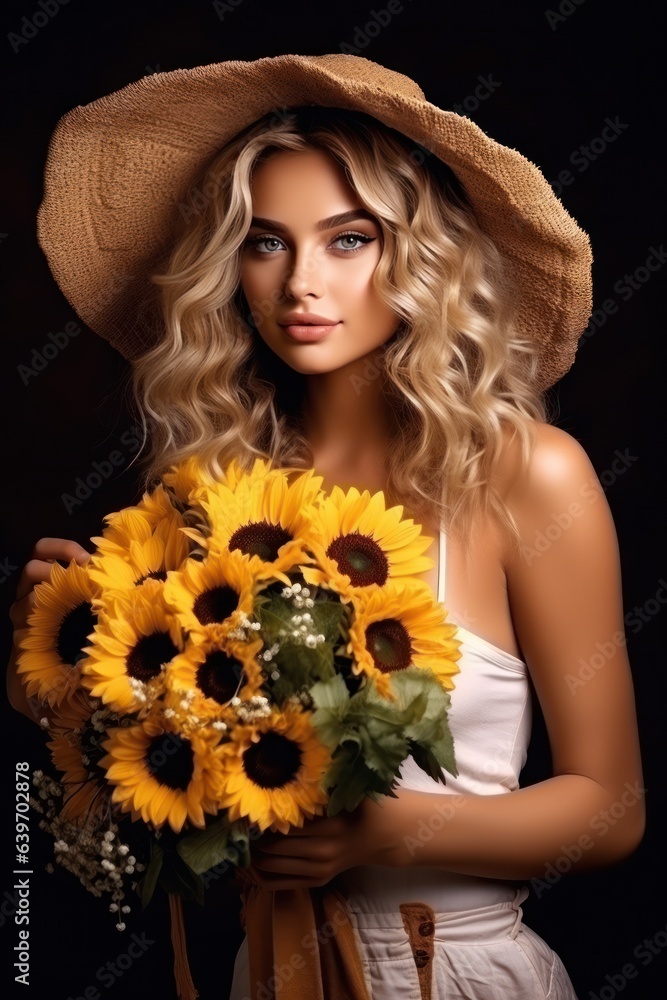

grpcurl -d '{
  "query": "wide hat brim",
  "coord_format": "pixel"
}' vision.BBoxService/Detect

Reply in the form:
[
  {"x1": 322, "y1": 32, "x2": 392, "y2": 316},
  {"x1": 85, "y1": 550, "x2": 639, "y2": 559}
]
[{"x1": 36, "y1": 52, "x2": 593, "y2": 389}]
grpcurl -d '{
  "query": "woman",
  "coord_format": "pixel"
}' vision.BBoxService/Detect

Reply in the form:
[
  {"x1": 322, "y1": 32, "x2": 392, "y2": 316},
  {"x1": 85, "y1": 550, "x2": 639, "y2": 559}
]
[{"x1": 8, "y1": 54, "x2": 644, "y2": 999}]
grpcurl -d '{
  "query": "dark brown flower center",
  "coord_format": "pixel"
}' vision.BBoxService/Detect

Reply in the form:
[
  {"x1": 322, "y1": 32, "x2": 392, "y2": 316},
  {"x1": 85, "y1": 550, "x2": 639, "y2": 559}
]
[
  {"x1": 197, "y1": 650, "x2": 244, "y2": 704},
  {"x1": 134, "y1": 570, "x2": 168, "y2": 586},
  {"x1": 145, "y1": 733, "x2": 194, "y2": 790},
  {"x1": 56, "y1": 601, "x2": 97, "y2": 667},
  {"x1": 126, "y1": 631, "x2": 179, "y2": 682},
  {"x1": 327, "y1": 531, "x2": 389, "y2": 587},
  {"x1": 365, "y1": 618, "x2": 413, "y2": 673},
  {"x1": 229, "y1": 520, "x2": 292, "y2": 562},
  {"x1": 242, "y1": 731, "x2": 302, "y2": 789},
  {"x1": 192, "y1": 586, "x2": 239, "y2": 625}
]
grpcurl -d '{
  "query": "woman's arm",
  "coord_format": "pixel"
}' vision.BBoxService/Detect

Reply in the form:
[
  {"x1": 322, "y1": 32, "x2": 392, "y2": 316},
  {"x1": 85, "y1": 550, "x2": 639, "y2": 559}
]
[{"x1": 250, "y1": 424, "x2": 646, "y2": 888}]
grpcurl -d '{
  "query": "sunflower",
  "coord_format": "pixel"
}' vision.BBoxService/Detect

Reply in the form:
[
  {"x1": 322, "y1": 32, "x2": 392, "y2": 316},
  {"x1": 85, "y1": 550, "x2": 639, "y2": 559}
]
[
  {"x1": 347, "y1": 577, "x2": 462, "y2": 698},
  {"x1": 162, "y1": 547, "x2": 258, "y2": 642},
  {"x1": 87, "y1": 486, "x2": 192, "y2": 610},
  {"x1": 16, "y1": 559, "x2": 101, "y2": 707},
  {"x1": 301, "y1": 485, "x2": 434, "y2": 599},
  {"x1": 204, "y1": 456, "x2": 274, "y2": 495},
  {"x1": 160, "y1": 455, "x2": 222, "y2": 506},
  {"x1": 86, "y1": 525, "x2": 191, "y2": 612},
  {"x1": 80, "y1": 578, "x2": 184, "y2": 714},
  {"x1": 47, "y1": 689, "x2": 115, "y2": 823},
  {"x1": 99, "y1": 717, "x2": 225, "y2": 832},
  {"x1": 167, "y1": 633, "x2": 265, "y2": 724},
  {"x1": 90, "y1": 484, "x2": 186, "y2": 554},
  {"x1": 183, "y1": 464, "x2": 323, "y2": 579},
  {"x1": 216, "y1": 707, "x2": 331, "y2": 834}
]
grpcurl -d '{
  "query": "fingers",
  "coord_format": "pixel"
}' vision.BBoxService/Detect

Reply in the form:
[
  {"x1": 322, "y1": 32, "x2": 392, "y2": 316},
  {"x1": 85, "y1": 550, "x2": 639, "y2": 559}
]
[
  {"x1": 251, "y1": 832, "x2": 337, "y2": 864},
  {"x1": 7, "y1": 537, "x2": 92, "y2": 724},
  {"x1": 249, "y1": 828, "x2": 351, "y2": 887},
  {"x1": 249, "y1": 854, "x2": 331, "y2": 888},
  {"x1": 13, "y1": 538, "x2": 91, "y2": 603},
  {"x1": 261, "y1": 814, "x2": 339, "y2": 840},
  {"x1": 249, "y1": 818, "x2": 346, "y2": 877},
  {"x1": 30, "y1": 537, "x2": 92, "y2": 564}
]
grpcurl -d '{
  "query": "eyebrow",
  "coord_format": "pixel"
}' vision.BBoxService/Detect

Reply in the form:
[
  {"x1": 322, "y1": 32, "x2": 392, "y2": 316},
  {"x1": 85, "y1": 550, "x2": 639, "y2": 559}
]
[{"x1": 248, "y1": 209, "x2": 379, "y2": 233}]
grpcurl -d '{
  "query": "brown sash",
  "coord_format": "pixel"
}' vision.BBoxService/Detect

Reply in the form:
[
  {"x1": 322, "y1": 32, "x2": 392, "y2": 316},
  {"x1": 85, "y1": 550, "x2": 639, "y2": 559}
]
[{"x1": 237, "y1": 869, "x2": 371, "y2": 1000}]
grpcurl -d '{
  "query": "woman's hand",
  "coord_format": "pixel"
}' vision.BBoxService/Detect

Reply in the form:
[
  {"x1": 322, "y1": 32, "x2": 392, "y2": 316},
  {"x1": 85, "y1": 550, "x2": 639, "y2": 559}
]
[
  {"x1": 248, "y1": 793, "x2": 401, "y2": 891},
  {"x1": 6, "y1": 537, "x2": 91, "y2": 722}
]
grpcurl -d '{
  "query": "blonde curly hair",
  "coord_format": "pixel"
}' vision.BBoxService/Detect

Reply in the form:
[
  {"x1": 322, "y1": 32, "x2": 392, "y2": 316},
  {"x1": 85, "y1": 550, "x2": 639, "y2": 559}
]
[{"x1": 125, "y1": 105, "x2": 552, "y2": 554}]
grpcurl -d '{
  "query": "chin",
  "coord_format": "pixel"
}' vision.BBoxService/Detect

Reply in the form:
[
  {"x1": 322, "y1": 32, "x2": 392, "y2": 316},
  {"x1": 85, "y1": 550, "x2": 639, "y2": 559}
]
[{"x1": 279, "y1": 353, "x2": 352, "y2": 376}]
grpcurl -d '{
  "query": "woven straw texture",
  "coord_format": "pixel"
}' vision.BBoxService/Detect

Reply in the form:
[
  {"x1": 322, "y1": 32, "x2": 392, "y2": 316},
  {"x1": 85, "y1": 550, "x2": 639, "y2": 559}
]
[{"x1": 36, "y1": 52, "x2": 593, "y2": 389}]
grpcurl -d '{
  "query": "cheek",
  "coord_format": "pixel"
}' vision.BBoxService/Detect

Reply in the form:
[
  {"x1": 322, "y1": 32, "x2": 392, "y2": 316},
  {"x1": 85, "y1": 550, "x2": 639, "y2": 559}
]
[
  {"x1": 343, "y1": 263, "x2": 398, "y2": 332},
  {"x1": 334, "y1": 255, "x2": 383, "y2": 307},
  {"x1": 239, "y1": 261, "x2": 262, "y2": 304},
  {"x1": 239, "y1": 263, "x2": 280, "y2": 326},
  {"x1": 240, "y1": 255, "x2": 280, "y2": 291}
]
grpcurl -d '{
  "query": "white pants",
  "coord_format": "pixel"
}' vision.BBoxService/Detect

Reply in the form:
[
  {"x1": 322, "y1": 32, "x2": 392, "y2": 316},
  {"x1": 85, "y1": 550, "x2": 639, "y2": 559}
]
[{"x1": 228, "y1": 885, "x2": 580, "y2": 999}]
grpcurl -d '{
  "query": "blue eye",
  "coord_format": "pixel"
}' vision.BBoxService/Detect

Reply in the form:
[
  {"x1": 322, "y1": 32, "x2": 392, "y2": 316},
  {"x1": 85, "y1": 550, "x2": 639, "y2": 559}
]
[
  {"x1": 330, "y1": 231, "x2": 375, "y2": 252},
  {"x1": 245, "y1": 235, "x2": 284, "y2": 253}
]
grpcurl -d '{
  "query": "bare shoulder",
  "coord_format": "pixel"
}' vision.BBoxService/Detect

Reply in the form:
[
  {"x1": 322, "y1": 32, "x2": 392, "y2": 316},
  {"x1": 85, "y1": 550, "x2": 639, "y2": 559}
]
[
  {"x1": 493, "y1": 419, "x2": 602, "y2": 519},
  {"x1": 489, "y1": 419, "x2": 625, "y2": 585}
]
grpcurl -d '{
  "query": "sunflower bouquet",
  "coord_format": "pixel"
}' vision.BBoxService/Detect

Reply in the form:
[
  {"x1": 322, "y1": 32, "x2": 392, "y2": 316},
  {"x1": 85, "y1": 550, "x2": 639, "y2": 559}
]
[{"x1": 17, "y1": 457, "x2": 461, "y2": 927}]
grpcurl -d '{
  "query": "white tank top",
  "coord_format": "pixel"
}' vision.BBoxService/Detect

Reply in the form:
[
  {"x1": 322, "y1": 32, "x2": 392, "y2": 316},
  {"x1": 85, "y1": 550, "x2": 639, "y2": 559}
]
[{"x1": 339, "y1": 529, "x2": 532, "y2": 911}]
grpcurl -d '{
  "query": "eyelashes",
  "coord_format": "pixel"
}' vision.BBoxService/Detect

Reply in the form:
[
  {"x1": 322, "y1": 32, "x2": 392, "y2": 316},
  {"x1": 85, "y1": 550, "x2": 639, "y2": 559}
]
[
  {"x1": 329, "y1": 231, "x2": 376, "y2": 253},
  {"x1": 244, "y1": 230, "x2": 377, "y2": 255}
]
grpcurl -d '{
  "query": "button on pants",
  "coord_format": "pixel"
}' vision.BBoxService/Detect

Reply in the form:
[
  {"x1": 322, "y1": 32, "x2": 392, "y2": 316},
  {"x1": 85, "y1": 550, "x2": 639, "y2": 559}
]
[{"x1": 346, "y1": 886, "x2": 580, "y2": 999}]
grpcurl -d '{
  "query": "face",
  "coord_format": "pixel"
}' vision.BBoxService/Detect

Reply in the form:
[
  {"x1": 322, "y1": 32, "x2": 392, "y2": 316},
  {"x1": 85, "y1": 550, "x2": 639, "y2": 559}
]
[{"x1": 239, "y1": 148, "x2": 401, "y2": 375}]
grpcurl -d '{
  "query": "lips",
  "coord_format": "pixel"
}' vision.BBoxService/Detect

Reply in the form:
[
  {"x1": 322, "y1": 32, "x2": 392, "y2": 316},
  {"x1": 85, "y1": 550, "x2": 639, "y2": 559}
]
[
  {"x1": 278, "y1": 314, "x2": 340, "y2": 343},
  {"x1": 281, "y1": 322, "x2": 340, "y2": 343}
]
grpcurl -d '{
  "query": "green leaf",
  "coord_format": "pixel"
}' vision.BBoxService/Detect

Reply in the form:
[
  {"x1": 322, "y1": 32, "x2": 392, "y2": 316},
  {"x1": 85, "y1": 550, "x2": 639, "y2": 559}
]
[
  {"x1": 310, "y1": 680, "x2": 369, "y2": 751},
  {"x1": 157, "y1": 844, "x2": 206, "y2": 906},
  {"x1": 407, "y1": 740, "x2": 448, "y2": 786},
  {"x1": 312, "y1": 666, "x2": 458, "y2": 814},
  {"x1": 326, "y1": 755, "x2": 375, "y2": 815},
  {"x1": 357, "y1": 725, "x2": 409, "y2": 782},
  {"x1": 135, "y1": 837, "x2": 163, "y2": 910},
  {"x1": 254, "y1": 585, "x2": 347, "y2": 637},
  {"x1": 310, "y1": 673, "x2": 351, "y2": 711},
  {"x1": 308, "y1": 597, "x2": 351, "y2": 642},
  {"x1": 390, "y1": 669, "x2": 458, "y2": 778},
  {"x1": 323, "y1": 743, "x2": 396, "y2": 815},
  {"x1": 176, "y1": 814, "x2": 236, "y2": 875},
  {"x1": 253, "y1": 589, "x2": 303, "y2": 651},
  {"x1": 429, "y1": 728, "x2": 458, "y2": 779},
  {"x1": 274, "y1": 640, "x2": 335, "y2": 687},
  {"x1": 254, "y1": 588, "x2": 351, "y2": 699}
]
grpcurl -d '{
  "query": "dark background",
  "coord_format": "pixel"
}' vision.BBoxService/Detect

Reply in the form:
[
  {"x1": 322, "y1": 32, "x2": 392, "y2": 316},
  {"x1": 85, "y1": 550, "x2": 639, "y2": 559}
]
[{"x1": 1, "y1": 1, "x2": 665, "y2": 998}]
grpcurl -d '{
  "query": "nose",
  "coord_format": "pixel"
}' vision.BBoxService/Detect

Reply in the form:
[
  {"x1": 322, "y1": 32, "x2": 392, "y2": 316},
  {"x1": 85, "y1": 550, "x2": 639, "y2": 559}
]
[{"x1": 283, "y1": 242, "x2": 325, "y2": 299}]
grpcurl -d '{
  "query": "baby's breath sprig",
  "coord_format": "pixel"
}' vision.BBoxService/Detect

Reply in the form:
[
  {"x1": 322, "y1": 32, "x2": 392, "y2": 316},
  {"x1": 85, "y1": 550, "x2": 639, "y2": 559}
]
[
  {"x1": 233, "y1": 693, "x2": 273, "y2": 724},
  {"x1": 129, "y1": 668, "x2": 167, "y2": 716},
  {"x1": 280, "y1": 584, "x2": 326, "y2": 649},
  {"x1": 30, "y1": 771, "x2": 146, "y2": 931},
  {"x1": 287, "y1": 689, "x2": 315, "y2": 710},
  {"x1": 226, "y1": 611, "x2": 262, "y2": 642}
]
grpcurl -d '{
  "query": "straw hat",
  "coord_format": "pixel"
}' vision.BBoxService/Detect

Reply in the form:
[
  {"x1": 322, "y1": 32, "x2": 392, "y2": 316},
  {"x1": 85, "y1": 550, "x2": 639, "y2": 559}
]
[{"x1": 36, "y1": 52, "x2": 593, "y2": 389}]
